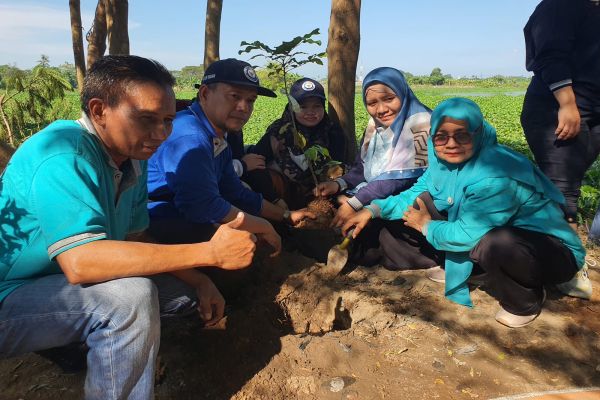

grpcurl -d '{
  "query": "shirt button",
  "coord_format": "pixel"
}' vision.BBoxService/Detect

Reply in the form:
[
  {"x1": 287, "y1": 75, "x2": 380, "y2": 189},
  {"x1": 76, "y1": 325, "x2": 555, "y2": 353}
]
[{"x1": 447, "y1": 197, "x2": 453, "y2": 205}]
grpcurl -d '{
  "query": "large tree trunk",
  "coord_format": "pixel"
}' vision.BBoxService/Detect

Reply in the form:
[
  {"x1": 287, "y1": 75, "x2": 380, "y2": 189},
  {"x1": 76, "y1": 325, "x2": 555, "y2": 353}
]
[
  {"x1": 327, "y1": 0, "x2": 361, "y2": 163},
  {"x1": 86, "y1": 0, "x2": 107, "y2": 70},
  {"x1": 69, "y1": 0, "x2": 86, "y2": 90},
  {"x1": 203, "y1": 0, "x2": 223, "y2": 67},
  {"x1": 106, "y1": 0, "x2": 129, "y2": 55}
]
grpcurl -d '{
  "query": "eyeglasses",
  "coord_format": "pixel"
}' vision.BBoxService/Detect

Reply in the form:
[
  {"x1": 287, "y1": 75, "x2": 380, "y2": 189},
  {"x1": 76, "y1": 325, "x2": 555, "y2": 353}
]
[{"x1": 433, "y1": 131, "x2": 473, "y2": 146}]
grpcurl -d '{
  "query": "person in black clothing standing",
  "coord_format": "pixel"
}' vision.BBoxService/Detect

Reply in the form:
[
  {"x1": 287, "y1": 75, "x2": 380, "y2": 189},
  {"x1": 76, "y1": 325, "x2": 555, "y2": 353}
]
[{"x1": 521, "y1": 0, "x2": 600, "y2": 229}]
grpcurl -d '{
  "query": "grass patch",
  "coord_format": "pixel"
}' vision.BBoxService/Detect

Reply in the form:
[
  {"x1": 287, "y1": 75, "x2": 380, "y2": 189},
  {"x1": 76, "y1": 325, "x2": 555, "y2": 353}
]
[{"x1": 3, "y1": 85, "x2": 597, "y2": 222}]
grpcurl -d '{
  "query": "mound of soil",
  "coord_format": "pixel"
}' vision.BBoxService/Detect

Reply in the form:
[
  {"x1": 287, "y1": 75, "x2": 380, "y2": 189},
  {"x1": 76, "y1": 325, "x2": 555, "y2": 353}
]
[{"x1": 1, "y1": 232, "x2": 599, "y2": 400}]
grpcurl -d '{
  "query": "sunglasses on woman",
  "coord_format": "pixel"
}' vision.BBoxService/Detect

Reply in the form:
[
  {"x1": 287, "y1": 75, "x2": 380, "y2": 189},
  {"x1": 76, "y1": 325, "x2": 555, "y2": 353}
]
[{"x1": 433, "y1": 131, "x2": 473, "y2": 146}]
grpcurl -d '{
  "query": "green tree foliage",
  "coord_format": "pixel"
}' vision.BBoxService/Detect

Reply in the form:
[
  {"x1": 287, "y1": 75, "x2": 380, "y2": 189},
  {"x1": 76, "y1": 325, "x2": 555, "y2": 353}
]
[
  {"x1": 0, "y1": 65, "x2": 20, "y2": 90},
  {"x1": 239, "y1": 28, "x2": 327, "y2": 185},
  {"x1": 173, "y1": 65, "x2": 204, "y2": 90},
  {"x1": 255, "y1": 62, "x2": 302, "y2": 92},
  {"x1": 429, "y1": 67, "x2": 445, "y2": 86},
  {"x1": 239, "y1": 28, "x2": 326, "y2": 97},
  {"x1": 0, "y1": 56, "x2": 72, "y2": 146},
  {"x1": 401, "y1": 70, "x2": 530, "y2": 88},
  {"x1": 58, "y1": 62, "x2": 78, "y2": 88}
]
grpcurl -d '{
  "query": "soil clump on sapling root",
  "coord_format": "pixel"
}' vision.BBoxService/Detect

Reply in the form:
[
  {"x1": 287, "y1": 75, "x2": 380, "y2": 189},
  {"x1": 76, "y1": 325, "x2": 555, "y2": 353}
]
[{"x1": 296, "y1": 198, "x2": 336, "y2": 230}]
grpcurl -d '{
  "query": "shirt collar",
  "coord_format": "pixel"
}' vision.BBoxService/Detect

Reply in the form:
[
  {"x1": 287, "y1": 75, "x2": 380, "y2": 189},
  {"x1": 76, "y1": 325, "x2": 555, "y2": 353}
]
[{"x1": 189, "y1": 101, "x2": 229, "y2": 157}]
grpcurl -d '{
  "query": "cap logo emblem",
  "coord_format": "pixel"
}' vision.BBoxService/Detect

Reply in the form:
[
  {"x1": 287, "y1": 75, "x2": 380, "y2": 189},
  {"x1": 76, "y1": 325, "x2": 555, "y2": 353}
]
[
  {"x1": 243, "y1": 66, "x2": 258, "y2": 82},
  {"x1": 202, "y1": 73, "x2": 215, "y2": 81},
  {"x1": 301, "y1": 81, "x2": 316, "y2": 91}
]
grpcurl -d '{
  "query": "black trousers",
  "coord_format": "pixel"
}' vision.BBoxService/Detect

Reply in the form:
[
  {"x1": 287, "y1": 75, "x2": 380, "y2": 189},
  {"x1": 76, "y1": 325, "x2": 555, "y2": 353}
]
[
  {"x1": 351, "y1": 192, "x2": 446, "y2": 269},
  {"x1": 243, "y1": 169, "x2": 280, "y2": 203},
  {"x1": 521, "y1": 94, "x2": 600, "y2": 221},
  {"x1": 371, "y1": 192, "x2": 578, "y2": 315},
  {"x1": 243, "y1": 168, "x2": 310, "y2": 210},
  {"x1": 148, "y1": 216, "x2": 218, "y2": 244},
  {"x1": 147, "y1": 217, "x2": 251, "y2": 300}
]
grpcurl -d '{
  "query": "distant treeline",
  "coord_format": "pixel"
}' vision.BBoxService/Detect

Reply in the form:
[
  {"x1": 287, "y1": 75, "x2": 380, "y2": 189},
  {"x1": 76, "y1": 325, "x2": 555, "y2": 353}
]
[
  {"x1": 0, "y1": 61, "x2": 531, "y2": 93},
  {"x1": 401, "y1": 68, "x2": 531, "y2": 88}
]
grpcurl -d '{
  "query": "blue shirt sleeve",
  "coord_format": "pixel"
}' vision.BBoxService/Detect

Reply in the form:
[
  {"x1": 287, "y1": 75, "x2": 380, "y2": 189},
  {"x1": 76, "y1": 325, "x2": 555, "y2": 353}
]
[
  {"x1": 372, "y1": 170, "x2": 431, "y2": 220},
  {"x1": 353, "y1": 178, "x2": 415, "y2": 206},
  {"x1": 341, "y1": 150, "x2": 366, "y2": 189}
]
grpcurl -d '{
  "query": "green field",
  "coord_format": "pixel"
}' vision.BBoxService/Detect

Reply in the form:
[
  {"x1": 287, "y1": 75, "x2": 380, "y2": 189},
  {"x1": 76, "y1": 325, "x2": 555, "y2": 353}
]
[
  {"x1": 12, "y1": 86, "x2": 529, "y2": 155},
  {"x1": 4, "y1": 85, "x2": 599, "y2": 223},
  {"x1": 179, "y1": 86, "x2": 530, "y2": 156}
]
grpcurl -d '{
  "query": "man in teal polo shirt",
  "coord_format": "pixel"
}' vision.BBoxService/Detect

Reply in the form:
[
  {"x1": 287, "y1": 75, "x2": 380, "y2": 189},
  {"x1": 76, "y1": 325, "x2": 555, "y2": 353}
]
[{"x1": 0, "y1": 55, "x2": 257, "y2": 399}]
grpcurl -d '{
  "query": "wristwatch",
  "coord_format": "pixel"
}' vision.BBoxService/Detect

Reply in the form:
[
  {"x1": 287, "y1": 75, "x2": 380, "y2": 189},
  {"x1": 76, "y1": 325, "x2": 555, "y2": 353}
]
[{"x1": 282, "y1": 210, "x2": 292, "y2": 224}]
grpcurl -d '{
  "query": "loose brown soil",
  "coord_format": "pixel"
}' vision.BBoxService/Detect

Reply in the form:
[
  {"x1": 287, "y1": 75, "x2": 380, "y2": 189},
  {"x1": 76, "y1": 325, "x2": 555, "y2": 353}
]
[
  {"x1": 1, "y1": 228, "x2": 600, "y2": 400},
  {"x1": 296, "y1": 198, "x2": 336, "y2": 230}
]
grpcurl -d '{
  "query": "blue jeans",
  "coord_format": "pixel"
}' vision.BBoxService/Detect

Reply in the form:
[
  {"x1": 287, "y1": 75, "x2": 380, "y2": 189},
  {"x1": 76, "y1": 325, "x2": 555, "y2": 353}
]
[{"x1": 0, "y1": 273, "x2": 197, "y2": 400}]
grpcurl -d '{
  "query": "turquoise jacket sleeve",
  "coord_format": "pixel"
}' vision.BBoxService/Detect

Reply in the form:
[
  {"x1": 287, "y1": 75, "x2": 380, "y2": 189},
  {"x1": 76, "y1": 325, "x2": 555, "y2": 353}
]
[
  {"x1": 372, "y1": 169, "x2": 431, "y2": 220},
  {"x1": 425, "y1": 177, "x2": 520, "y2": 252}
]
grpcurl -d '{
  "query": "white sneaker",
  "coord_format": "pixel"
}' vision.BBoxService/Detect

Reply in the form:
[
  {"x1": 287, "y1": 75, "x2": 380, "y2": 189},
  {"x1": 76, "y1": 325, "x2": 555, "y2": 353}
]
[
  {"x1": 495, "y1": 289, "x2": 546, "y2": 328},
  {"x1": 495, "y1": 308, "x2": 541, "y2": 328},
  {"x1": 556, "y1": 266, "x2": 593, "y2": 299},
  {"x1": 425, "y1": 266, "x2": 487, "y2": 285},
  {"x1": 426, "y1": 266, "x2": 445, "y2": 283}
]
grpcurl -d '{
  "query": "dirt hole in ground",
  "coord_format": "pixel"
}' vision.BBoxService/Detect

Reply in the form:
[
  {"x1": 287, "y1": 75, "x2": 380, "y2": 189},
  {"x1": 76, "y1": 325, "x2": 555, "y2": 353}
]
[{"x1": 332, "y1": 296, "x2": 353, "y2": 331}]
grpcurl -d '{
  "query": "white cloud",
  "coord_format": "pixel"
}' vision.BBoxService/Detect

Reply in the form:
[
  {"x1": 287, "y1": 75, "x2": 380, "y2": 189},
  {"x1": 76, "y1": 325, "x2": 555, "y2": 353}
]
[
  {"x1": 0, "y1": 2, "x2": 140, "y2": 35},
  {"x1": 0, "y1": 4, "x2": 71, "y2": 66},
  {"x1": 0, "y1": 2, "x2": 139, "y2": 67},
  {"x1": 0, "y1": 4, "x2": 70, "y2": 33}
]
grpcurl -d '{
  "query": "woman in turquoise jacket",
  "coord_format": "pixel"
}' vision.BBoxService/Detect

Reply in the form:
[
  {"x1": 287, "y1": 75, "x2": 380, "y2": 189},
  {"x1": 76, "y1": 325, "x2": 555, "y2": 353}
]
[{"x1": 343, "y1": 98, "x2": 590, "y2": 328}]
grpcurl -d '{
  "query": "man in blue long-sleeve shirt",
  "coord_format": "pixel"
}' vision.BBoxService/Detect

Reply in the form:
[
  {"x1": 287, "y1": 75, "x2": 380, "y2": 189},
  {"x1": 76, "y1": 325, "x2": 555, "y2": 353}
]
[{"x1": 147, "y1": 59, "x2": 313, "y2": 249}]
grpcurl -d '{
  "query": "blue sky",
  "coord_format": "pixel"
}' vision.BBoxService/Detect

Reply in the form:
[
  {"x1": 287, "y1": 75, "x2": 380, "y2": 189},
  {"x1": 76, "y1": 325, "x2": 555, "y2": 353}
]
[{"x1": 0, "y1": 0, "x2": 541, "y2": 78}]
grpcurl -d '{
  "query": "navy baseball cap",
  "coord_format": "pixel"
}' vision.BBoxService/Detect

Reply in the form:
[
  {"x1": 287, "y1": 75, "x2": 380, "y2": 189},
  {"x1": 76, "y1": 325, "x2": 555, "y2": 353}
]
[
  {"x1": 290, "y1": 78, "x2": 326, "y2": 103},
  {"x1": 201, "y1": 58, "x2": 276, "y2": 97}
]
